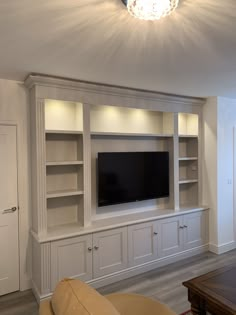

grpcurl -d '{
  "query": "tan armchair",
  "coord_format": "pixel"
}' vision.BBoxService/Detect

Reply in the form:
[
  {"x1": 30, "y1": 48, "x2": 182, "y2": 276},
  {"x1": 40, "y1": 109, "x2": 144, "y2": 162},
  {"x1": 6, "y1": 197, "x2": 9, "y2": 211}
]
[{"x1": 39, "y1": 278, "x2": 176, "y2": 315}]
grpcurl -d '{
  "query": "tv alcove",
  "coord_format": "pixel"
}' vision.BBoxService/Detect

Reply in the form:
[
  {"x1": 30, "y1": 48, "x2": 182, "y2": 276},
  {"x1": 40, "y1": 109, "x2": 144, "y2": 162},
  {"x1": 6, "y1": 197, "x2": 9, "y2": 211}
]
[{"x1": 25, "y1": 74, "x2": 209, "y2": 301}]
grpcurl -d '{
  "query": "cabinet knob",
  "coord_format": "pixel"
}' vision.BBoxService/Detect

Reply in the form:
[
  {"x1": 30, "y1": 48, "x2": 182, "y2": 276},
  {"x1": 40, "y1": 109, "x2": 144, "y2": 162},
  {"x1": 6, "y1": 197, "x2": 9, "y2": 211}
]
[
  {"x1": 183, "y1": 225, "x2": 188, "y2": 228},
  {"x1": 94, "y1": 246, "x2": 99, "y2": 250},
  {"x1": 88, "y1": 247, "x2": 92, "y2": 252},
  {"x1": 153, "y1": 232, "x2": 158, "y2": 235},
  {"x1": 179, "y1": 226, "x2": 184, "y2": 229}
]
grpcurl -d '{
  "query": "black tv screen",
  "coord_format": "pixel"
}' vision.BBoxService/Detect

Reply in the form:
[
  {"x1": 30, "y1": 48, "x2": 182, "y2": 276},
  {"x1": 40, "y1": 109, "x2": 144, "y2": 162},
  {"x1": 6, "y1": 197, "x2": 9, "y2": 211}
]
[{"x1": 97, "y1": 152, "x2": 169, "y2": 207}]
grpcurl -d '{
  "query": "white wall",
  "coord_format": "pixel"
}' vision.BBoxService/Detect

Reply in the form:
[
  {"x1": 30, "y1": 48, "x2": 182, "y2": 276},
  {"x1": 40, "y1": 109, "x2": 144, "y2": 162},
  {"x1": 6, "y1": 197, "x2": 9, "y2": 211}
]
[
  {"x1": 203, "y1": 96, "x2": 236, "y2": 254},
  {"x1": 0, "y1": 79, "x2": 31, "y2": 290},
  {"x1": 217, "y1": 97, "x2": 236, "y2": 246},
  {"x1": 202, "y1": 97, "x2": 218, "y2": 246}
]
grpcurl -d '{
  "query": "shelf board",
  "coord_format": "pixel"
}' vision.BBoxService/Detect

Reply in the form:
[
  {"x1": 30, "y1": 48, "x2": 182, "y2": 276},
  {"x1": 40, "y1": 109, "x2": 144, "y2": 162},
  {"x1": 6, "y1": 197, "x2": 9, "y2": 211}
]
[
  {"x1": 178, "y1": 135, "x2": 198, "y2": 138},
  {"x1": 91, "y1": 131, "x2": 173, "y2": 138},
  {"x1": 179, "y1": 157, "x2": 198, "y2": 161},
  {"x1": 46, "y1": 190, "x2": 84, "y2": 199},
  {"x1": 46, "y1": 161, "x2": 83, "y2": 166},
  {"x1": 179, "y1": 179, "x2": 198, "y2": 184},
  {"x1": 45, "y1": 130, "x2": 83, "y2": 135}
]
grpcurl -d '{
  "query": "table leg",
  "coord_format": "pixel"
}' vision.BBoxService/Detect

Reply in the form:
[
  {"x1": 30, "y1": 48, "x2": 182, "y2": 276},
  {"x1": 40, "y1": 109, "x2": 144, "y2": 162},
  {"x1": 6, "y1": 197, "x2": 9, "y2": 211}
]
[
  {"x1": 188, "y1": 290, "x2": 206, "y2": 315},
  {"x1": 191, "y1": 304, "x2": 206, "y2": 315}
]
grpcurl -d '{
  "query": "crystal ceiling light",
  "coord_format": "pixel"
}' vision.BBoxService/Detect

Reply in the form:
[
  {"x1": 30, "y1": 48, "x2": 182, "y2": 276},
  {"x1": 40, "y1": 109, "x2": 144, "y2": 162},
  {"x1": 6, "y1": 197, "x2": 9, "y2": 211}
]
[{"x1": 122, "y1": 0, "x2": 179, "y2": 20}]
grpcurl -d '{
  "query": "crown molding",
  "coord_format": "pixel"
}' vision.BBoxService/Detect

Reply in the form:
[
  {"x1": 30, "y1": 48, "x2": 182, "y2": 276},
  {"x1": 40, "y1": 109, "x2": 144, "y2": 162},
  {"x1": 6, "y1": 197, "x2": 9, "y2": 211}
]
[{"x1": 24, "y1": 73, "x2": 206, "y2": 106}]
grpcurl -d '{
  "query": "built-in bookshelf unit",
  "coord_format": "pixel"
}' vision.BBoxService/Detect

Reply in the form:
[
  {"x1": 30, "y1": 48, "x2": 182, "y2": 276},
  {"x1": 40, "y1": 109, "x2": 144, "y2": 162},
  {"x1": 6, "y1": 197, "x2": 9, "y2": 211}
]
[
  {"x1": 26, "y1": 75, "x2": 208, "y2": 301},
  {"x1": 178, "y1": 113, "x2": 199, "y2": 207},
  {"x1": 27, "y1": 77, "x2": 205, "y2": 236},
  {"x1": 44, "y1": 100, "x2": 85, "y2": 232}
]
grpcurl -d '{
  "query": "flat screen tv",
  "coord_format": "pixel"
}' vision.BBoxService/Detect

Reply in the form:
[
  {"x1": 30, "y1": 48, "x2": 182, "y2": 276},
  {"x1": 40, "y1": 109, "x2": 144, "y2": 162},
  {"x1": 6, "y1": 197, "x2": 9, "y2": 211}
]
[{"x1": 97, "y1": 151, "x2": 169, "y2": 207}]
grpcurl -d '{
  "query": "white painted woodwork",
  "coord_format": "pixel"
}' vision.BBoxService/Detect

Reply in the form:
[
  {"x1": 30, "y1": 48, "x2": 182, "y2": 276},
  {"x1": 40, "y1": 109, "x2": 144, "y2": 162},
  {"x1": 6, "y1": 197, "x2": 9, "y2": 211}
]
[
  {"x1": 46, "y1": 161, "x2": 83, "y2": 166},
  {"x1": 178, "y1": 113, "x2": 199, "y2": 136},
  {"x1": 51, "y1": 235, "x2": 92, "y2": 290},
  {"x1": 183, "y1": 211, "x2": 207, "y2": 250},
  {"x1": 173, "y1": 113, "x2": 180, "y2": 210},
  {"x1": 45, "y1": 100, "x2": 83, "y2": 132},
  {"x1": 26, "y1": 74, "x2": 206, "y2": 301},
  {"x1": 47, "y1": 195, "x2": 83, "y2": 228},
  {"x1": 93, "y1": 227, "x2": 128, "y2": 278},
  {"x1": 46, "y1": 190, "x2": 84, "y2": 199},
  {"x1": 45, "y1": 130, "x2": 83, "y2": 134},
  {"x1": 179, "y1": 137, "x2": 198, "y2": 158},
  {"x1": 128, "y1": 221, "x2": 159, "y2": 266},
  {"x1": 46, "y1": 133, "x2": 83, "y2": 162},
  {"x1": 91, "y1": 131, "x2": 173, "y2": 137},
  {"x1": 179, "y1": 182, "x2": 198, "y2": 207},
  {"x1": 46, "y1": 165, "x2": 83, "y2": 193},
  {"x1": 0, "y1": 125, "x2": 19, "y2": 295},
  {"x1": 158, "y1": 216, "x2": 184, "y2": 257},
  {"x1": 90, "y1": 105, "x2": 174, "y2": 135},
  {"x1": 179, "y1": 160, "x2": 198, "y2": 181},
  {"x1": 82, "y1": 103, "x2": 92, "y2": 227},
  {"x1": 31, "y1": 98, "x2": 47, "y2": 235}
]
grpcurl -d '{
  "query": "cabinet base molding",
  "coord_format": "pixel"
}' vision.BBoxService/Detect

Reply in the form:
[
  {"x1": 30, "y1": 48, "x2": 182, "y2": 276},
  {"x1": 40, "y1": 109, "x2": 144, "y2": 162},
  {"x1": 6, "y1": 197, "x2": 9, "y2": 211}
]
[
  {"x1": 209, "y1": 241, "x2": 236, "y2": 255},
  {"x1": 31, "y1": 280, "x2": 49, "y2": 304},
  {"x1": 33, "y1": 244, "x2": 208, "y2": 302},
  {"x1": 88, "y1": 244, "x2": 209, "y2": 289}
]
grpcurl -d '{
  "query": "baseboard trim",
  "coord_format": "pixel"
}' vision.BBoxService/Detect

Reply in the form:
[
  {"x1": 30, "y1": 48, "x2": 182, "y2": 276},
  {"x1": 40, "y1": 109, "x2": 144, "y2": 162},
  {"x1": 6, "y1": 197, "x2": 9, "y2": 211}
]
[
  {"x1": 31, "y1": 280, "x2": 51, "y2": 304},
  {"x1": 88, "y1": 245, "x2": 209, "y2": 289},
  {"x1": 209, "y1": 241, "x2": 236, "y2": 254},
  {"x1": 33, "y1": 244, "x2": 208, "y2": 301}
]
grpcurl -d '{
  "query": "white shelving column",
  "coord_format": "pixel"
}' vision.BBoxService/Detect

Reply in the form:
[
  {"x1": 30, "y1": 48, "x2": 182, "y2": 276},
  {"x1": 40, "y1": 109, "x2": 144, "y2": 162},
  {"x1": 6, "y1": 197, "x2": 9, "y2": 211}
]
[
  {"x1": 173, "y1": 113, "x2": 180, "y2": 210},
  {"x1": 31, "y1": 96, "x2": 47, "y2": 236},
  {"x1": 83, "y1": 103, "x2": 92, "y2": 226}
]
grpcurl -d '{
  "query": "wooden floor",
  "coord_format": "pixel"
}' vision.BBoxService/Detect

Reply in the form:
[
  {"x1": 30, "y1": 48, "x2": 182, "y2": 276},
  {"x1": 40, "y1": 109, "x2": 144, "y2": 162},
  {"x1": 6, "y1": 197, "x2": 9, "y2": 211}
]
[{"x1": 1, "y1": 249, "x2": 236, "y2": 315}]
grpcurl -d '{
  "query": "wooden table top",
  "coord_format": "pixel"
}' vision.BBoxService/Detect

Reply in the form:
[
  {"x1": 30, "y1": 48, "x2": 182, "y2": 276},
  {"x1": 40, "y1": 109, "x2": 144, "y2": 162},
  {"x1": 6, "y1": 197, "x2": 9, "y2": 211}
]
[{"x1": 183, "y1": 264, "x2": 236, "y2": 314}]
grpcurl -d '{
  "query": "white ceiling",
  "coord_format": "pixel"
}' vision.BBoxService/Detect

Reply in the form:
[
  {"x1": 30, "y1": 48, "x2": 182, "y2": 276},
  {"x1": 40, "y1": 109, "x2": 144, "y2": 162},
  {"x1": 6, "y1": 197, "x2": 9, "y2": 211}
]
[{"x1": 0, "y1": 0, "x2": 236, "y2": 97}]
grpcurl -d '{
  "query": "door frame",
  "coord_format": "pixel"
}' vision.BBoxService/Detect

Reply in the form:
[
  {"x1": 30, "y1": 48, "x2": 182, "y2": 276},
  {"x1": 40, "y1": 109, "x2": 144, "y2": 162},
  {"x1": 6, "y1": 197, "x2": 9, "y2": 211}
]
[{"x1": 0, "y1": 121, "x2": 21, "y2": 292}]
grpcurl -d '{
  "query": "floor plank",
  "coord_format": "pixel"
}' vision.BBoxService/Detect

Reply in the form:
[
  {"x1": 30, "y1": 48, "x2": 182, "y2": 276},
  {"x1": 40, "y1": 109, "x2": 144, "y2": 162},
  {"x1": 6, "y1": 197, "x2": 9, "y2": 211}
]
[{"x1": 1, "y1": 249, "x2": 236, "y2": 315}]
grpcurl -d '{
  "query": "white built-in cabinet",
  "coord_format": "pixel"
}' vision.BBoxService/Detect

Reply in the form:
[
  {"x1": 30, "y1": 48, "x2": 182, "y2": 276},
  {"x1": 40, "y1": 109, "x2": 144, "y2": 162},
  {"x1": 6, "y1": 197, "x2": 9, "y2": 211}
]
[
  {"x1": 51, "y1": 227, "x2": 128, "y2": 290},
  {"x1": 50, "y1": 211, "x2": 208, "y2": 291},
  {"x1": 51, "y1": 235, "x2": 93, "y2": 289},
  {"x1": 25, "y1": 74, "x2": 208, "y2": 301},
  {"x1": 93, "y1": 227, "x2": 128, "y2": 278},
  {"x1": 158, "y1": 211, "x2": 208, "y2": 257},
  {"x1": 128, "y1": 221, "x2": 159, "y2": 266}
]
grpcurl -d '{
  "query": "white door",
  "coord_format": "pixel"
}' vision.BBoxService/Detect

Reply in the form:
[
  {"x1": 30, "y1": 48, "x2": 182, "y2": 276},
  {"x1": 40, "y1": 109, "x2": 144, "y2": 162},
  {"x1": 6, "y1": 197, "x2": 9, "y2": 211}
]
[
  {"x1": 128, "y1": 221, "x2": 159, "y2": 267},
  {"x1": 158, "y1": 216, "x2": 184, "y2": 257},
  {"x1": 183, "y1": 212, "x2": 207, "y2": 250},
  {"x1": 51, "y1": 235, "x2": 93, "y2": 290},
  {"x1": 0, "y1": 125, "x2": 19, "y2": 295},
  {"x1": 93, "y1": 227, "x2": 128, "y2": 278}
]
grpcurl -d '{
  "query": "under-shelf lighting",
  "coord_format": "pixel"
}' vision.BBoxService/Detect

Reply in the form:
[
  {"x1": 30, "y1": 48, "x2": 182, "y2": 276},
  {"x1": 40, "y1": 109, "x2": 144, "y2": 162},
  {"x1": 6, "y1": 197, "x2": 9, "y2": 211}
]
[{"x1": 122, "y1": 0, "x2": 179, "y2": 20}]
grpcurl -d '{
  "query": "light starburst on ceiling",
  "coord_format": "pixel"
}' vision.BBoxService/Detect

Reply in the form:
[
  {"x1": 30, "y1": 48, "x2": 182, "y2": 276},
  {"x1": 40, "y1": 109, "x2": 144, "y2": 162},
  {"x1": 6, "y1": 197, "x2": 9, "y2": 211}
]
[{"x1": 122, "y1": 0, "x2": 179, "y2": 20}]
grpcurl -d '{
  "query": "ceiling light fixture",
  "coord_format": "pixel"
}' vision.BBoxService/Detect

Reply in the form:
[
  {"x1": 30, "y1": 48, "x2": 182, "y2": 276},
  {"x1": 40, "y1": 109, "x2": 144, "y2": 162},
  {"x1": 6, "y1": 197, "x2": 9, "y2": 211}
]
[{"x1": 122, "y1": 0, "x2": 179, "y2": 21}]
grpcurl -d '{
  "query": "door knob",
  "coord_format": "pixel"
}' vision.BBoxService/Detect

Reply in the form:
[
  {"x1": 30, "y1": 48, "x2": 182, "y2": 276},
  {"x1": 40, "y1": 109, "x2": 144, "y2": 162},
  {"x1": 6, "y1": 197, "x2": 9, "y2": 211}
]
[{"x1": 2, "y1": 206, "x2": 17, "y2": 214}]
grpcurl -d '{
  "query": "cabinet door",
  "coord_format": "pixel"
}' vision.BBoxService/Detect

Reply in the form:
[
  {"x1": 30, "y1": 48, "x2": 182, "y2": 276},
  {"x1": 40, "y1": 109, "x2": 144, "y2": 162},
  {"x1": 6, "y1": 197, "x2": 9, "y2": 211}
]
[
  {"x1": 51, "y1": 235, "x2": 93, "y2": 290},
  {"x1": 183, "y1": 211, "x2": 208, "y2": 250},
  {"x1": 93, "y1": 227, "x2": 128, "y2": 278},
  {"x1": 158, "y1": 216, "x2": 184, "y2": 257},
  {"x1": 128, "y1": 221, "x2": 159, "y2": 267}
]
